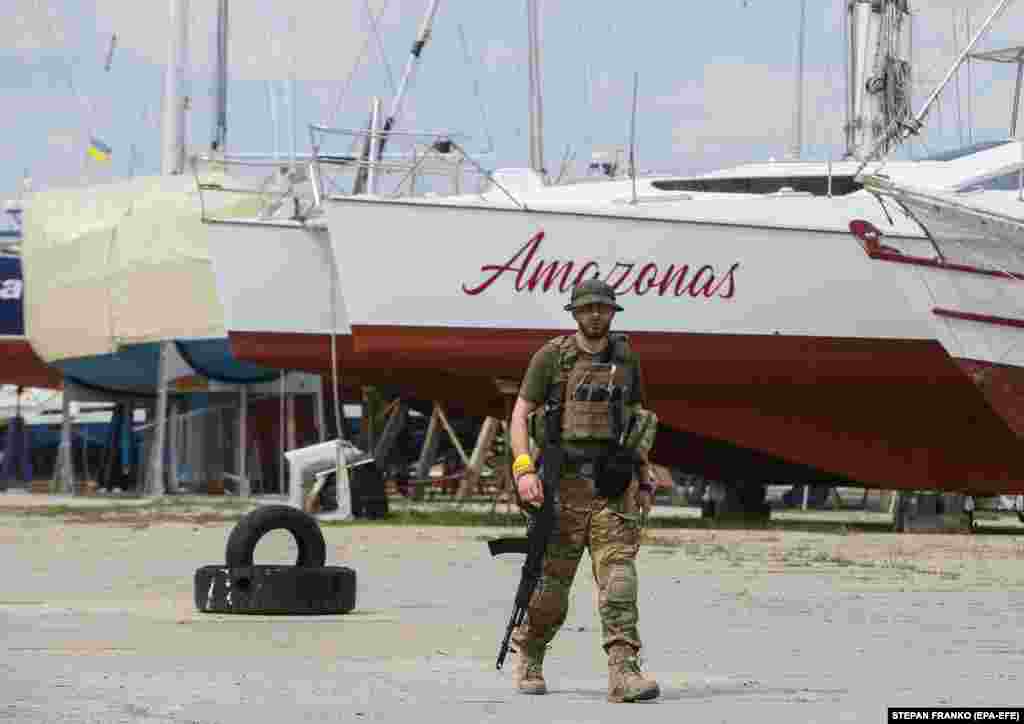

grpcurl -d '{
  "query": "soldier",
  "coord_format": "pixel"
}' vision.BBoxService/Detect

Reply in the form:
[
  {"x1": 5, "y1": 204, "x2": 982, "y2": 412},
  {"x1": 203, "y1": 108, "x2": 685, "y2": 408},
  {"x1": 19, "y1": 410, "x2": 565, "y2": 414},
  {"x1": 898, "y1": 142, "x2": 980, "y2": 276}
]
[{"x1": 508, "y1": 278, "x2": 660, "y2": 703}]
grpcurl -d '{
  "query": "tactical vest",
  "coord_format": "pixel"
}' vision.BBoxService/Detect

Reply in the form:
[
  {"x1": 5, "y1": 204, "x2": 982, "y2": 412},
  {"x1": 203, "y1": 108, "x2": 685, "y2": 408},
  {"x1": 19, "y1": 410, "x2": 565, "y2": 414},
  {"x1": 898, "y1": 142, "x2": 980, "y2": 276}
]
[
  {"x1": 528, "y1": 334, "x2": 659, "y2": 461},
  {"x1": 560, "y1": 335, "x2": 629, "y2": 445}
]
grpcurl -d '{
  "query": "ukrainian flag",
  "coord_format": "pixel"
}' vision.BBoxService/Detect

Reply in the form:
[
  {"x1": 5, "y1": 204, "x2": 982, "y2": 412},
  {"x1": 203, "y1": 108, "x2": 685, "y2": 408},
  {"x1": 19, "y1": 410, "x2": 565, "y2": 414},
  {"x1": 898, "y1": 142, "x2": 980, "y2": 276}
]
[{"x1": 87, "y1": 136, "x2": 112, "y2": 162}]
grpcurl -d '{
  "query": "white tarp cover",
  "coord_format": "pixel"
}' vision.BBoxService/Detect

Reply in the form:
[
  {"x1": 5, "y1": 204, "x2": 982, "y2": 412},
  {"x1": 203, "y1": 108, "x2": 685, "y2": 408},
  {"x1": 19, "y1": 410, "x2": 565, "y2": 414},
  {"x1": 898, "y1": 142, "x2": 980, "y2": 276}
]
[{"x1": 21, "y1": 174, "x2": 256, "y2": 363}]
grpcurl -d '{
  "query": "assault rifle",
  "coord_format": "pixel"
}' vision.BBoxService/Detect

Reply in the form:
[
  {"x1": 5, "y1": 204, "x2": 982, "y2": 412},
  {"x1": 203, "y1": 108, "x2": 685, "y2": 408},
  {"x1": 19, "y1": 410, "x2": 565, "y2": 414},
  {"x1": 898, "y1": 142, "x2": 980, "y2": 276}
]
[{"x1": 487, "y1": 398, "x2": 563, "y2": 670}]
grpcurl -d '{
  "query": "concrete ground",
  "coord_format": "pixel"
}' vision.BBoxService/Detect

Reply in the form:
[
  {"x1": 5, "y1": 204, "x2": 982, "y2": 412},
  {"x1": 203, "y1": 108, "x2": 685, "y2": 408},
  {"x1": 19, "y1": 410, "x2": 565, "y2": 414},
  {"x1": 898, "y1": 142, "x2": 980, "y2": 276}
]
[{"x1": 2, "y1": 493, "x2": 1023, "y2": 723}]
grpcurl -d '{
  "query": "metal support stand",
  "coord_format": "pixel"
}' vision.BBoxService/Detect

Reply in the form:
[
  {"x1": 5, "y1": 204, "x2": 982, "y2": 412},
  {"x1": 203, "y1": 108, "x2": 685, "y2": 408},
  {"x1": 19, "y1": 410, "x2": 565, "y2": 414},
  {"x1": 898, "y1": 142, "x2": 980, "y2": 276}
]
[
  {"x1": 362, "y1": 387, "x2": 378, "y2": 453},
  {"x1": 893, "y1": 491, "x2": 972, "y2": 533},
  {"x1": 701, "y1": 480, "x2": 770, "y2": 521},
  {"x1": 167, "y1": 397, "x2": 180, "y2": 493},
  {"x1": 56, "y1": 381, "x2": 75, "y2": 495},
  {"x1": 315, "y1": 377, "x2": 326, "y2": 443},
  {"x1": 146, "y1": 341, "x2": 171, "y2": 497},
  {"x1": 286, "y1": 387, "x2": 297, "y2": 452},
  {"x1": 238, "y1": 384, "x2": 250, "y2": 497}
]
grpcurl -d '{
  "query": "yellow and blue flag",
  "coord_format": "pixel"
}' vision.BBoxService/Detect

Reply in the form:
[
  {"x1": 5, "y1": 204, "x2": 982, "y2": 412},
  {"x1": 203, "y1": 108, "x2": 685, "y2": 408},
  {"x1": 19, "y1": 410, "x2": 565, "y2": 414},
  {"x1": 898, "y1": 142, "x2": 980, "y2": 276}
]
[{"x1": 87, "y1": 136, "x2": 112, "y2": 162}]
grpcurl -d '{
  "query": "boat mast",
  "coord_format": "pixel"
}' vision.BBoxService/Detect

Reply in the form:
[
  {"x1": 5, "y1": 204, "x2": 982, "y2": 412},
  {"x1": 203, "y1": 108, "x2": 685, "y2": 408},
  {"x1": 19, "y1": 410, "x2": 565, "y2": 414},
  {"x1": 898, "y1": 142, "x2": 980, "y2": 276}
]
[
  {"x1": 287, "y1": 13, "x2": 299, "y2": 169},
  {"x1": 387, "y1": 0, "x2": 442, "y2": 138},
  {"x1": 790, "y1": 0, "x2": 807, "y2": 160},
  {"x1": 845, "y1": 0, "x2": 912, "y2": 160},
  {"x1": 161, "y1": 0, "x2": 190, "y2": 174},
  {"x1": 352, "y1": 0, "x2": 442, "y2": 194},
  {"x1": 527, "y1": 0, "x2": 546, "y2": 179},
  {"x1": 211, "y1": 0, "x2": 228, "y2": 153},
  {"x1": 856, "y1": 0, "x2": 1017, "y2": 169}
]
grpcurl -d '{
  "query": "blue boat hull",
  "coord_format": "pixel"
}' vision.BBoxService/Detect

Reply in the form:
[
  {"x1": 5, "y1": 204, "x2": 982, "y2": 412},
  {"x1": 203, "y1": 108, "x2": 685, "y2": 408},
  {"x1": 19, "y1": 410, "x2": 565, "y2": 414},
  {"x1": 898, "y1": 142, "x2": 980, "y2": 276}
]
[{"x1": 55, "y1": 339, "x2": 279, "y2": 396}]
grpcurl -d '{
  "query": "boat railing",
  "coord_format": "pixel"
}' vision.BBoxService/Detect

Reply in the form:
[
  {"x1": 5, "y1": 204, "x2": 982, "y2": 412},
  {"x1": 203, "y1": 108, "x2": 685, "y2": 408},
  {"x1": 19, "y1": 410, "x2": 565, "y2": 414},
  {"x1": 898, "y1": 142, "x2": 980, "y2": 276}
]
[
  {"x1": 191, "y1": 153, "x2": 322, "y2": 223},
  {"x1": 308, "y1": 123, "x2": 494, "y2": 201},
  {"x1": 192, "y1": 123, "x2": 497, "y2": 222}
]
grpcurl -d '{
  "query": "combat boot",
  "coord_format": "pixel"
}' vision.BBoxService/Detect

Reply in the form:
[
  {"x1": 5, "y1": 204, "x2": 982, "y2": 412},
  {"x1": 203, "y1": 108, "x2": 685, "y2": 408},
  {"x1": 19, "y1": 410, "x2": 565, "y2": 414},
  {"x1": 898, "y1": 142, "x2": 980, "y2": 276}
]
[
  {"x1": 512, "y1": 636, "x2": 547, "y2": 695},
  {"x1": 607, "y1": 645, "x2": 659, "y2": 703}
]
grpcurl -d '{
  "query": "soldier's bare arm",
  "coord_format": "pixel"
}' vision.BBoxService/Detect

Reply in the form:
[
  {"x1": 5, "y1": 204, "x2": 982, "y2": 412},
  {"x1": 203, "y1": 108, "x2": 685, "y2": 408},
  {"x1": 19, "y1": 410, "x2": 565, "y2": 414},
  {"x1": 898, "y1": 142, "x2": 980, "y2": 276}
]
[{"x1": 511, "y1": 395, "x2": 543, "y2": 505}]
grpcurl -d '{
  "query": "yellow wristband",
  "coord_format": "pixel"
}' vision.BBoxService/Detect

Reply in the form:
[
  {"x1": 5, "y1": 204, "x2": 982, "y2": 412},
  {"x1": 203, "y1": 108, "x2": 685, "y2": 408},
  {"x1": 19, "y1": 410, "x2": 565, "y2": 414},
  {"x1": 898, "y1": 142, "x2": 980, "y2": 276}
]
[{"x1": 512, "y1": 454, "x2": 533, "y2": 476}]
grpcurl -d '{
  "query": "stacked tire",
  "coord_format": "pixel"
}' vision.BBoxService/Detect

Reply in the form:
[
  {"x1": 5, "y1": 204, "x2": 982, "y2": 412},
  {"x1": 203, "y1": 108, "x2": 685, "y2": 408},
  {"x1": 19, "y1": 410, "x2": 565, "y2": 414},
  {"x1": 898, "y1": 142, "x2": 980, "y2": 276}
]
[{"x1": 194, "y1": 505, "x2": 357, "y2": 615}]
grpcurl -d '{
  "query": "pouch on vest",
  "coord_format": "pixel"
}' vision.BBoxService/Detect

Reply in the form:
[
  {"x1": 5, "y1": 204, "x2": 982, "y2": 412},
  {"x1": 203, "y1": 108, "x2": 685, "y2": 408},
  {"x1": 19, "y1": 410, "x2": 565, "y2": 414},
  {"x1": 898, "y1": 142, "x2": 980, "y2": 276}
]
[
  {"x1": 622, "y1": 407, "x2": 658, "y2": 460},
  {"x1": 562, "y1": 362, "x2": 628, "y2": 444}
]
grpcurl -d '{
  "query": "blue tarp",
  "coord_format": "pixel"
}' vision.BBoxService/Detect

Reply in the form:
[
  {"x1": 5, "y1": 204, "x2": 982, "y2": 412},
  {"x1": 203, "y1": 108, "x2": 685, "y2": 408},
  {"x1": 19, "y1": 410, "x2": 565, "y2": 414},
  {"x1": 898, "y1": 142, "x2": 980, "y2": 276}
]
[
  {"x1": 175, "y1": 340, "x2": 279, "y2": 384},
  {"x1": 55, "y1": 339, "x2": 278, "y2": 396},
  {"x1": 0, "y1": 416, "x2": 33, "y2": 483}
]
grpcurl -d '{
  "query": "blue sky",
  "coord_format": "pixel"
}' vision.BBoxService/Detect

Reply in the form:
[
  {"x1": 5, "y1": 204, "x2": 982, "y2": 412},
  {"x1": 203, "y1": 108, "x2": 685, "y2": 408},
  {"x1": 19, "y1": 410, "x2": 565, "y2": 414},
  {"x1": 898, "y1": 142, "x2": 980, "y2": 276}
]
[{"x1": 4, "y1": 0, "x2": 1024, "y2": 199}]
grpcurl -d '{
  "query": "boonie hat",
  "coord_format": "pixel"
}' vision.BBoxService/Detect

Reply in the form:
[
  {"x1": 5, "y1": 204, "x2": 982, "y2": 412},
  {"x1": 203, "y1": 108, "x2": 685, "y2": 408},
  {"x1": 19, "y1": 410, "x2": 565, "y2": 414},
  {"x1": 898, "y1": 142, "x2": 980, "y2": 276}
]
[{"x1": 564, "y1": 278, "x2": 624, "y2": 312}]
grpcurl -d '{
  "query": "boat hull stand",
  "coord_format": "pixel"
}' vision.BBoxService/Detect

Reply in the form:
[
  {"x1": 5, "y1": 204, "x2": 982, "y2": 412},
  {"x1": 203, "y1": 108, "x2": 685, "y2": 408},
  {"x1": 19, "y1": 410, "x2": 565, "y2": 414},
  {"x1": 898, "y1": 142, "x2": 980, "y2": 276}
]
[
  {"x1": 892, "y1": 492, "x2": 975, "y2": 533},
  {"x1": 701, "y1": 480, "x2": 771, "y2": 522}
]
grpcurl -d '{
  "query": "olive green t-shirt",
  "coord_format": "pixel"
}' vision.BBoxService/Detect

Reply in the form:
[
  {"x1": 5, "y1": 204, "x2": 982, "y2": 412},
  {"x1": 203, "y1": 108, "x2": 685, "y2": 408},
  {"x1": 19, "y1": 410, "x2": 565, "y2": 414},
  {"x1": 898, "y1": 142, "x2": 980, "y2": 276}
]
[{"x1": 519, "y1": 335, "x2": 646, "y2": 407}]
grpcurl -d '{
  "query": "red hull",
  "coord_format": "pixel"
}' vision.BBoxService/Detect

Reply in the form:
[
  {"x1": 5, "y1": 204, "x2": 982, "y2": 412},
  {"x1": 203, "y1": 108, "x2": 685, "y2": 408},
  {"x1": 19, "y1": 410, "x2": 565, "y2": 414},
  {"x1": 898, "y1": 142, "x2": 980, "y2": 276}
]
[
  {"x1": 0, "y1": 339, "x2": 62, "y2": 389},
  {"x1": 954, "y1": 359, "x2": 1024, "y2": 440},
  {"x1": 230, "y1": 328, "x2": 1024, "y2": 495}
]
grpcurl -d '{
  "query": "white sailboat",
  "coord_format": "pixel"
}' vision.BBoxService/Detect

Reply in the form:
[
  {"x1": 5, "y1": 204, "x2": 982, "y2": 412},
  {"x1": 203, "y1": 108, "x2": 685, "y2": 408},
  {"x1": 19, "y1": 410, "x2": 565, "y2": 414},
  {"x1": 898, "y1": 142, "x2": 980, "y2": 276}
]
[
  {"x1": 201, "y1": 0, "x2": 481, "y2": 406},
  {"x1": 863, "y1": 144, "x2": 1024, "y2": 437},
  {"x1": 315, "y1": 0, "x2": 1024, "y2": 497}
]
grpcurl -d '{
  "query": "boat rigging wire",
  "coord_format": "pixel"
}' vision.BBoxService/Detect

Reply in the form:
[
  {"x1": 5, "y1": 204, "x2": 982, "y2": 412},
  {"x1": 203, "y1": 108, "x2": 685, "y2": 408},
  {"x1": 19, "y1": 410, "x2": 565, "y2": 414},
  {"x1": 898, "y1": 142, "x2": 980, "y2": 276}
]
[
  {"x1": 553, "y1": 144, "x2": 576, "y2": 185},
  {"x1": 855, "y1": 0, "x2": 1015, "y2": 176},
  {"x1": 448, "y1": 140, "x2": 527, "y2": 210},
  {"x1": 457, "y1": 23, "x2": 494, "y2": 155},
  {"x1": 36, "y1": 0, "x2": 97, "y2": 168},
  {"x1": 965, "y1": 9, "x2": 974, "y2": 146},
  {"x1": 952, "y1": 9, "x2": 964, "y2": 147},
  {"x1": 325, "y1": 218, "x2": 351, "y2": 509},
  {"x1": 873, "y1": 191, "x2": 896, "y2": 227},
  {"x1": 328, "y1": 0, "x2": 393, "y2": 126},
  {"x1": 365, "y1": 0, "x2": 399, "y2": 100}
]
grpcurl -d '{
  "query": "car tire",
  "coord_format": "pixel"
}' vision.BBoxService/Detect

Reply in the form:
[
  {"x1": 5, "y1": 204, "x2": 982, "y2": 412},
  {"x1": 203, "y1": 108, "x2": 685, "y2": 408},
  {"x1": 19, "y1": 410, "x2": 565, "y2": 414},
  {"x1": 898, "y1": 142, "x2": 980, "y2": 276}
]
[
  {"x1": 194, "y1": 565, "x2": 356, "y2": 615},
  {"x1": 224, "y1": 505, "x2": 327, "y2": 568}
]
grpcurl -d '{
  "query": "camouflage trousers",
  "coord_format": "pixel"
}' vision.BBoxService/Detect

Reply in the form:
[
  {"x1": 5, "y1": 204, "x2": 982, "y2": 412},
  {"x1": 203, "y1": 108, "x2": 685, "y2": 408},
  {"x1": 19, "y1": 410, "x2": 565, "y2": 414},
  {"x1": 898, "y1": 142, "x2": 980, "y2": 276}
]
[{"x1": 514, "y1": 475, "x2": 643, "y2": 654}]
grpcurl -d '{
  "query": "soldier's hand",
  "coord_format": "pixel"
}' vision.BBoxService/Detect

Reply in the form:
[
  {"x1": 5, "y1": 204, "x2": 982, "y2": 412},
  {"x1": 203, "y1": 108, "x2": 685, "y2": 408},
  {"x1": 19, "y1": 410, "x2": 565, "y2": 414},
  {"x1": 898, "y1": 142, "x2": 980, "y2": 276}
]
[
  {"x1": 517, "y1": 471, "x2": 543, "y2": 507},
  {"x1": 636, "y1": 466, "x2": 658, "y2": 516},
  {"x1": 636, "y1": 489, "x2": 654, "y2": 516}
]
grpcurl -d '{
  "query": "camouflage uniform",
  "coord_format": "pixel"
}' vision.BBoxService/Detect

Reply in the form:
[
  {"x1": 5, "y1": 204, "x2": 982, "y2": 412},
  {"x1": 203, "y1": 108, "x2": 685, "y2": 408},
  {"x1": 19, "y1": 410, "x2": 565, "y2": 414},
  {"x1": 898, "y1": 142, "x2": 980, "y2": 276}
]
[
  {"x1": 512, "y1": 279, "x2": 659, "y2": 701},
  {"x1": 514, "y1": 307, "x2": 657, "y2": 701},
  {"x1": 512, "y1": 473, "x2": 643, "y2": 655}
]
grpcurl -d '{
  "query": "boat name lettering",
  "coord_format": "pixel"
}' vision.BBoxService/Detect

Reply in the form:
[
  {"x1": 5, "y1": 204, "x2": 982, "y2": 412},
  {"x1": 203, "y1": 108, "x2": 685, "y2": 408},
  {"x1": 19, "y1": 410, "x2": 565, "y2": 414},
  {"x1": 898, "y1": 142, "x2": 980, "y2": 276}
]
[
  {"x1": 461, "y1": 231, "x2": 739, "y2": 300},
  {"x1": 0, "y1": 279, "x2": 23, "y2": 301}
]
